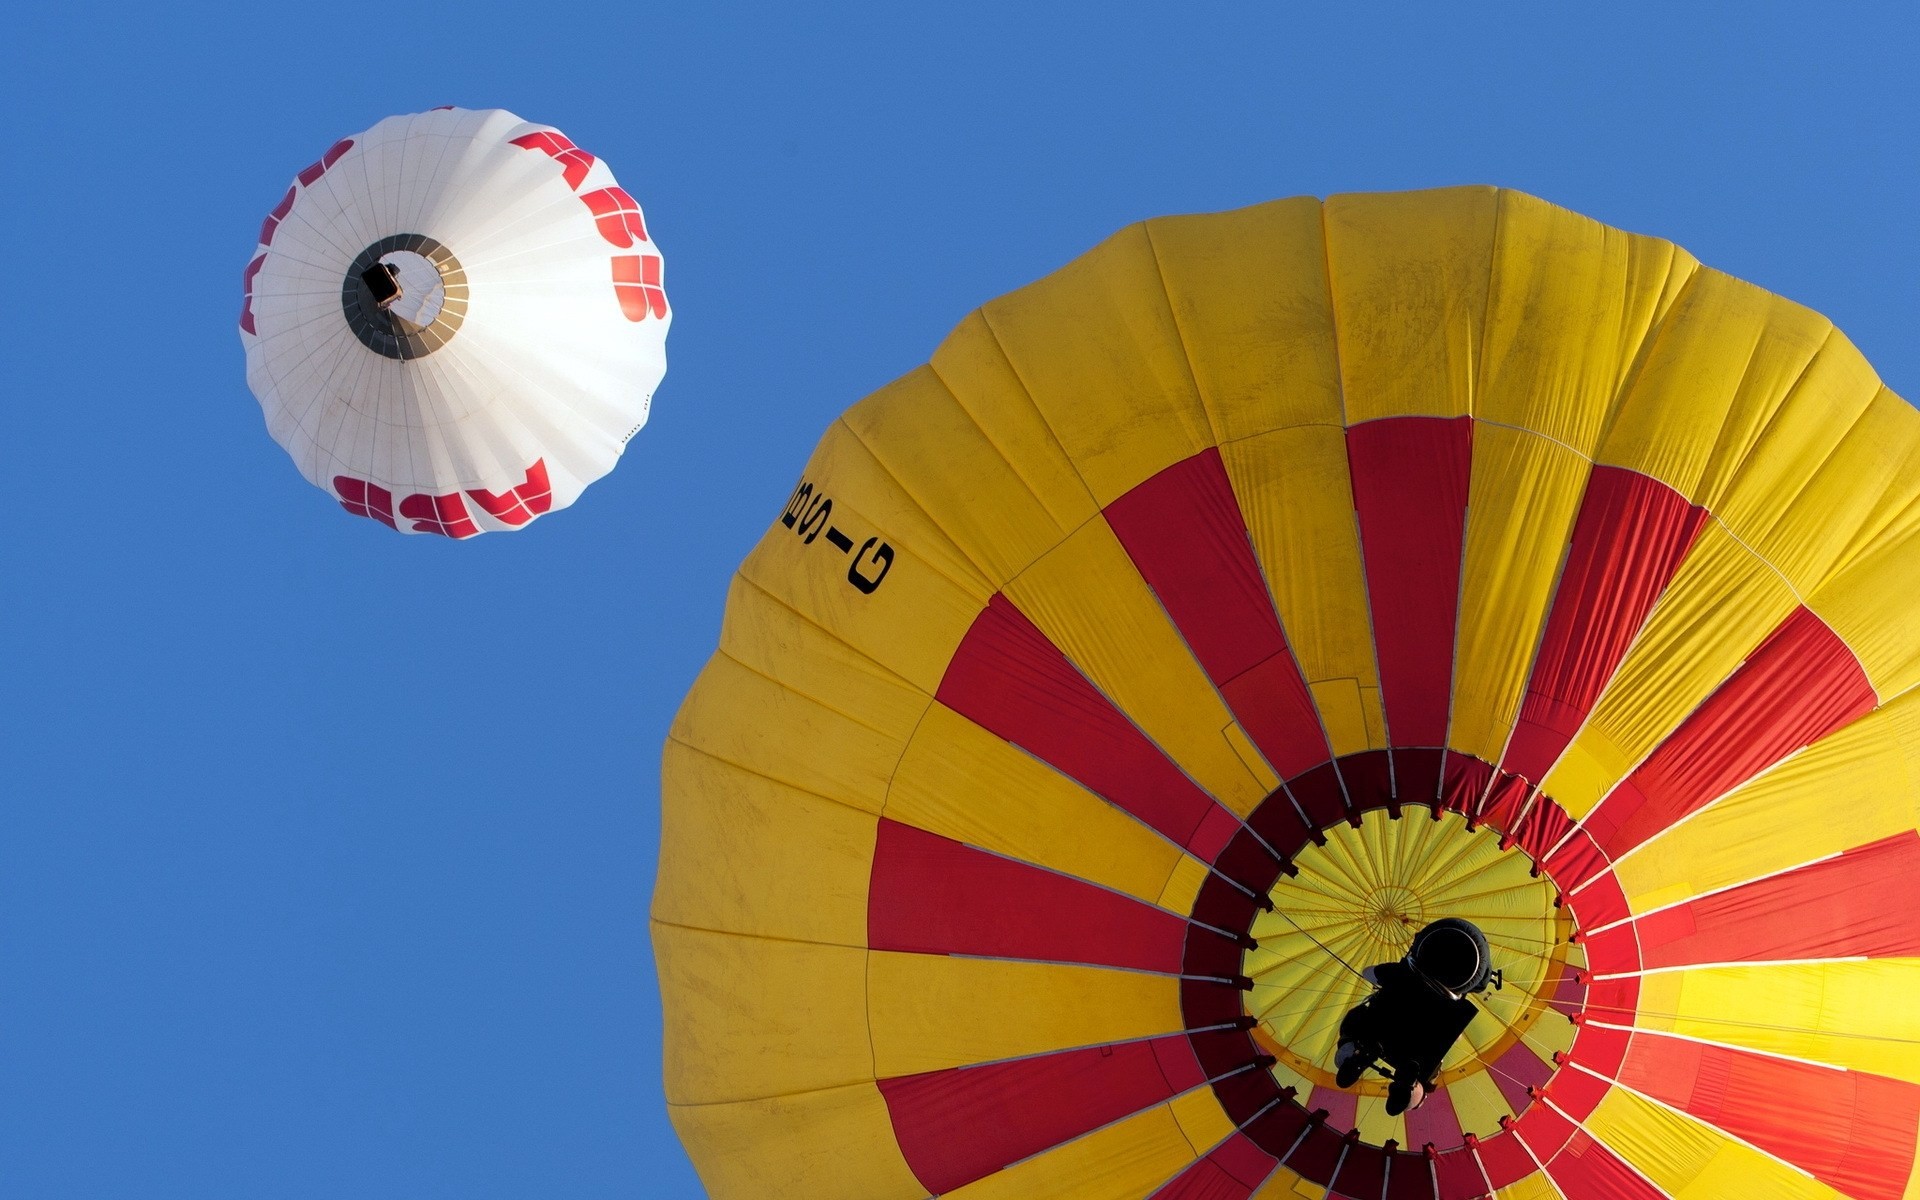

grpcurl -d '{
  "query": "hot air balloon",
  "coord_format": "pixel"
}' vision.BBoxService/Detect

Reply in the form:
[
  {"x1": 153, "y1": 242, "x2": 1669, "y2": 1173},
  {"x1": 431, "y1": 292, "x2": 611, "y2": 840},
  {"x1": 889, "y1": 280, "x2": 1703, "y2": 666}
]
[
  {"x1": 655, "y1": 187, "x2": 1920, "y2": 1199},
  {"x1": 240, "y1": 107, "x2": 668, "y2": 537}
]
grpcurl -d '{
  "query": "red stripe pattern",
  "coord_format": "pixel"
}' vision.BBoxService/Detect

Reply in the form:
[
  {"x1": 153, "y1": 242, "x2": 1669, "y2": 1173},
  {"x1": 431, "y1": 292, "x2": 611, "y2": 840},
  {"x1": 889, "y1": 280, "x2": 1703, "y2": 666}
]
[
  {"x1": 936, "y1": 594, "x2": 1241, "y2": 856},
  {"x1": 1616, "y1": 1035, "x2": 1920, "y2": 1200},
  {"x1": 1104, "y1": 449, "x2": 1328, "y2": 778},
  {"x1": 1347, "y1": 416, "x2": 1473, "y2": 748},
  {"x1": 878, "y1": 1036, "x2": 1205, "y2": 1195},
  {"x1": 1502, "y1": 467, "x2": 1707, "y2": 783},
  {"x1": 867, "y1": 819, "x2": 1188, "y2": 973},
  {"x1": 1576, "y1": 606, "x2": 1878, "y2": 866}
]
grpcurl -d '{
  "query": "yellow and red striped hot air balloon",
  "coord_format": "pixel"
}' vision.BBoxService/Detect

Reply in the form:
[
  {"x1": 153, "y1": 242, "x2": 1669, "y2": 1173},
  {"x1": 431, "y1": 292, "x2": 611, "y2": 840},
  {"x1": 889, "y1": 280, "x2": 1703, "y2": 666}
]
[{"x1": 655, "y1": 187, "x2": 1920, "y2": 1200}]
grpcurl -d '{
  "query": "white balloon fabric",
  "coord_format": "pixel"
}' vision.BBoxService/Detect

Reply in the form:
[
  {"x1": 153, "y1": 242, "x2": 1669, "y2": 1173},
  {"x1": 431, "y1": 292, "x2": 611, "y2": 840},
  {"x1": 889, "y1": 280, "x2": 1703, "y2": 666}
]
[{"x1": 240, "y1": 107, "x2": 669, "y2": 537}]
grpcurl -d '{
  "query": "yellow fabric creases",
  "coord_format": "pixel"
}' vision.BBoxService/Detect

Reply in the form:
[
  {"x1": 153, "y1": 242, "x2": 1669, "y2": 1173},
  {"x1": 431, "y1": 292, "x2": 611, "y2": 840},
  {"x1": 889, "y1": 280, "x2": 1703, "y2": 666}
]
[
  {"x1": 1449, "y1": 425, "x2": 1594, "y2": 764},
  {"x1": 1143, "y1": 197, "x2": 1344, "y2": 442},
  {"x1": 885, "y1": 702, "x2": 1186, "y2": 907},
  {"x1": 1156, "y1": 852, "x2": 1212, "y2": 914},
  {"x1": 1493, "y1": 1172, "x2": 1560, "y2": 1200},
  {"x1": 738, "y1": 419, "x2": 989, "y2": 695},
  {"x1": 941, "y1": 1100, "x2": 1201, "y2": 1200},
  {"x1": 1323, "y1": 186, "x2": 1497, "y2": 425},
  {"x1": 653, "y1": 924, "x2": 871, "y2": 1106},
  {"x1": 1586, "y1": 1083, "x2": 1844, "y2": 1200},
  {"x1": 1614, "y1": 688, "x2": 1920, "y2": 906},
  {"x1": 975, "y1": 223, "x2": 1215, "y2": 505},
  {"x1": 1352, "y1": 1093, "x2": 1406, "y2": 1151},
  {"x1": 1221, "y1": 426, "x2": 1385, "y2": 756},
  {"x1": 1477, "y1": 187, "x2": 1696, "y2": 454},
  {"x1": 668, "y1": 1085, "x2": 928, "y2": 1200},
  {"x1": 1629, "y1": 959, "x2": 1920, "y2": 1083},
  {"x1": 1597, "y1": 268, "x2": 1830, "y2": 502},
  {"x1": 867, "y1": 952, "x2": 1183, "y2": 1077},
  {"x1": 713, "y1": 572, "x2": 933, "y2": 743},
  {"x1": 1544, "y1": 520, "x2": 1800, "y2": 818},
  {"x1": 654, "y1": 742, "x2": 874, "y2": 947},
  {"x1": 1811, "y1": 450, "x2": 1920, "y2": 698},
  {"x1": 1168, "y1": 1086, "x2": 1236, "y2": 1156},
  {"x1": 1004, "y1": 518, "x2": 1272, "y2": 813},
  {"x1": 840, "y1": 364, "x2": 1078, "y2": 589},
  {"x1": 669, "y1": 652, "x2": 909, "y2": 815},
  {"x1": 925, "y1": 308, "x2": 1102, "y2": 533}
]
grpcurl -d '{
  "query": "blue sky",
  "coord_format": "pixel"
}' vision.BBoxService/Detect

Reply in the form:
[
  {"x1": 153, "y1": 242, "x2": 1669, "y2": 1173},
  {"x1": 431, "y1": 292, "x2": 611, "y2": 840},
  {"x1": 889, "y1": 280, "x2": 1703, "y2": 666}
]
[{"x1": 3, "y1": 4, "x2": 1914, "y2": 1196}]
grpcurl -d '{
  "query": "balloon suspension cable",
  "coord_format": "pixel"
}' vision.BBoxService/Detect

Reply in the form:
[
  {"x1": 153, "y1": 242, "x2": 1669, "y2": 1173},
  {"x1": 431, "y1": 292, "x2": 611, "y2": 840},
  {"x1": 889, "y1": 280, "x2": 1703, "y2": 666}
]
[{"x1": 1261, "y1": 905, "x2": 1374, "y2": 986}]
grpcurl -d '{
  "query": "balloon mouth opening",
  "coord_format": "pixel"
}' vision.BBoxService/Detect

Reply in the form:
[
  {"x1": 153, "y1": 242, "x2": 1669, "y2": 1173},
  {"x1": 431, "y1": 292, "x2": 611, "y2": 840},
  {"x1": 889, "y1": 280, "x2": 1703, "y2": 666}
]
[{"x1": 341, "y1": 234, "x2": 468, "y2": 360}]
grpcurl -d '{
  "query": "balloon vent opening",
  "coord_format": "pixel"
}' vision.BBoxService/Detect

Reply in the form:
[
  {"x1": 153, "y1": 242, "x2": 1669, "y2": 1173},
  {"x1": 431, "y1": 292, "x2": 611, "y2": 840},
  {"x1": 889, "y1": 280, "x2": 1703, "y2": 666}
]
[{"x1": 340, "y1": 234, "x2": 468, "y2": 360}]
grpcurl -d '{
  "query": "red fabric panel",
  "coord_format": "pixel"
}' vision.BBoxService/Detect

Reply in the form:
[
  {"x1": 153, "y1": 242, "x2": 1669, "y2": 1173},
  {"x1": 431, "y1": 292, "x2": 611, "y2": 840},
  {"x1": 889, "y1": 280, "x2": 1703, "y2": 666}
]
[
  {"x1": 1307, "y1": 1085, "x2": 1359, "y2": 1132},
  {"x1": 1472, "y1": 1129, "x2": 1535, "y2": 1190},
  {"x1": 1541, "y1": 1061, "x2": 1612, "y2": 1124},
  {"x1": 1502, "y1": 467, "x2": 1707, "y2": 783},
  {"x1": 1106, "y1": 449, "x2": 1328, "y2": 778},
  {"x1": 1347, "y1": 416, "x2": 1474, "y2": 748},
  {"x1": 1384, "y1": 1152, "x2": 1437, "y2": 1200},
  {"x1": 938, "y1": 594, "x2": 1231, "y2": 850},
  {"x1": 1211, "y1": 1134, "x2": 1279, "y2": 1188},
  {"x1": 1637, "y1": 832, "x2": 1920, "y2": 968},
  {"x1": 1582, "y1": 606, "x2": 1878, "y2": 859},
  {"x1": 1280, "y1": 1119, "x2": 1346, "y2": 1185},
  {"x1": 878, "y1": 1036, "x2": 1191, "y2": 1195},
  {"x1": 1565, "y1": 871, "x2": 1632, "y2": 946},
  {"x1": 1510, "y1": 1100, "x2": 1576, "y2": 1160},
  {"x1": 1487, "y1": 1041, "x2": 1553, "y2": 1116},
  {"x1": 1616, "y1": 1034, "x2": 1920, "y2": 1200},
  {"x1": 1154, "y1": 1033, "x2": 1209, "y2": 1094},
  {"x1": 1543, "y1": 828, "x2": 1612, "y2": 898},
  {"x1": 867, "y1": 819, "x2": 1187, "y2": 972},
  {"x1": 1402, "y1": 1081, "x2": 1465, "y2": 1150},
  {"x1": 1329, "y1": 1142, "x2": 1388, "y2": 1200},
  {"x1": 1148, "y1": 1159, "x2": 1256, "y2": 1200},
  {"x1": 1544, "y1": 1131, "x2": 1667, "y2": 1200},
  {"x1": 1573, "y1": 982, "x2": 1640, "y2": 1054},
  {"x1": 1431, "y1": 1143, "x2": 1493, "y2": 1200}
]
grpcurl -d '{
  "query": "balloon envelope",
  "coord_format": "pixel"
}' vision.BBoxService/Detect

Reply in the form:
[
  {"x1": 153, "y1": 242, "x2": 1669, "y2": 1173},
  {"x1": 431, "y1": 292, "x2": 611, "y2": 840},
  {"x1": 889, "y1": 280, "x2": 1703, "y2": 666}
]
[
  {"x1": 657, "y1": 187, "x2": 1920, "y2": 1200},
  {"x1": 240, "y1": 107, "x2": 668, "y2": 537}
]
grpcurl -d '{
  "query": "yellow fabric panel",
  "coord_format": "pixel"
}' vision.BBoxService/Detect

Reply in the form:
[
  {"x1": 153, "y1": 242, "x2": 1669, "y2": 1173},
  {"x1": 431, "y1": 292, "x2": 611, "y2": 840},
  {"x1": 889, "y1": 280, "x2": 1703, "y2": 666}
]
[
  {"x1": 1587, "y1": 1084, "x2": 1844, "y2": 1200},
  {"x1": 1004, "y1": 519, "x2": 1271, "y2": 813},
  {"x1": 1226, "y1": 720, "x2": 1283, "y2": 793},
  {"x1": 1253, "y1": 1169, "x2": 1325, "y2": 1199},
  {"x1": 1169, "y1": 1085, "x2": 1236, "y2": 1155},
  {"x1": 737, "y1": 420, "x2": 990, "y2": 695},
  {"x1": 885, "y1": 702, "x2": 1184, "y2": 906},
  {"x1": 1222, "y1": 425, "x2": 1385, "y2": 755},
  {"x1": 840, "y1": 364, "x2": 1075, "y2": 588},
  {"x1": 1543, "y1": 520, "x2": 1799, "y2": 818},
  {"x1": 943, "y1": 1100, "x2": 1199, "y2": 1200},
  {"x1": 1144, "y1": 196, "x2": 1344, "y2": 442},
  {"x1": 925, "y1": 308, "x2": 1102, "y2": 532},
  {"x1": 1709, "y1": 334, "x2": 1888, "y2": 595},
  {"x1": 715, "y1": 573, "x2": 932, "y2": 741},
  {"x1": 668, "y1": 1085, "x2": 927, "y2": 1200},
  {"x1": 1809, "y1": 404, "x2": 1920, "y2": 696},
  {"x1": 1352, "y1": 1093, "x2": 1406, "y2": 1151},
  {"x1": 1450, "y1": 427, "x2": 1594, "y2": 762},
  {"x1": 1156, "y1": 852, "x2": 1211, "y2": 914},
  {"x1": 1447, "y1": 1068, "x2": 1514, "y2": 1139},
  {"x1": 653, "y1": 923, "x2": 870, "y2": 1106},
  {"x1": 1631, "y1": 959, "x2": 1920, "y2": 1082},
  {"x1": 976, "y1": 222, "x2": 1215, "y2": 505},
  {"x1": 1323, "y1": 186, "x2": 1497, "y2": 424},
  {"x1": 1614, "y1": 687, "x2": 1920, "y2": 905},
  {"x1": 867, "y1": 952, "x2": 1183, "y2": 1077},
  {"x1": 670, "y1": 653, "x2": 913, "y2": 815},
  {"x1": 1597, "y1": 268, "x2": 1830, "y2": 502},
  {"x1": 1494, "y1": 1172, "x2": 1559, "y2": 1200},
  {"x1": 1478, "y1": 189, "x2": 1696, "y2": 454},
  {"x1": 654, "y1": 742, "x2": 873, "y2": 946}
]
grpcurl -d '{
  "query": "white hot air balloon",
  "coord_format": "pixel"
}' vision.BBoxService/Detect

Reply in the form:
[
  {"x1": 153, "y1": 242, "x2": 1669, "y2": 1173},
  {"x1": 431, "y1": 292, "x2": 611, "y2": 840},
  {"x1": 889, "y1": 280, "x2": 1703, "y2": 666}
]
[{"x1": 240, "y1": 107, "x2": 669, "y2": 537}]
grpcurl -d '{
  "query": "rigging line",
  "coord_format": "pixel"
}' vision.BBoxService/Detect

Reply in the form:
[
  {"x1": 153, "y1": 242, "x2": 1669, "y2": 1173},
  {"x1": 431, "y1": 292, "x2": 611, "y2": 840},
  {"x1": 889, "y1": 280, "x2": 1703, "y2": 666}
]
[{"x1": 1266, "y1": 904, "x2": 1374, "y2": 984}]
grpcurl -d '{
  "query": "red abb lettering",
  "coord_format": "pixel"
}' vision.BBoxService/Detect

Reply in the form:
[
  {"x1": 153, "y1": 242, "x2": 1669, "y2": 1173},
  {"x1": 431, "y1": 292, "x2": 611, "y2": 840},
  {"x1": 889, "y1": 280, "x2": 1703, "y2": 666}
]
[
  {"x1": 464, "y1": 459, "x2": 553, "y2": 526},
  {"x1": 509, "y1": 130, "x2": 597, "y2": 190},
  {"x1": 611, "y1": 255, "x2": 668, "y2": 321},
  {"x1": 333, "y1": 476, "x2": 397, "y2": 528},
  {"x1": 398, "y1": 491, "x2": 479, "y2": 538},
  {"x1": 579, "y1": 187, "x2": 649, "y2": 247}
]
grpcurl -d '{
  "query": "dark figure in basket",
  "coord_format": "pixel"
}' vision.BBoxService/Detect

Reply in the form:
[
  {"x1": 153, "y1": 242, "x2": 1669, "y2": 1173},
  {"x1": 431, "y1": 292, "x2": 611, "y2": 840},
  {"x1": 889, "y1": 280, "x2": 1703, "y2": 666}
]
[{"x1": 1332, "y1": 918, "x2": 1500, "y2": 1116}]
